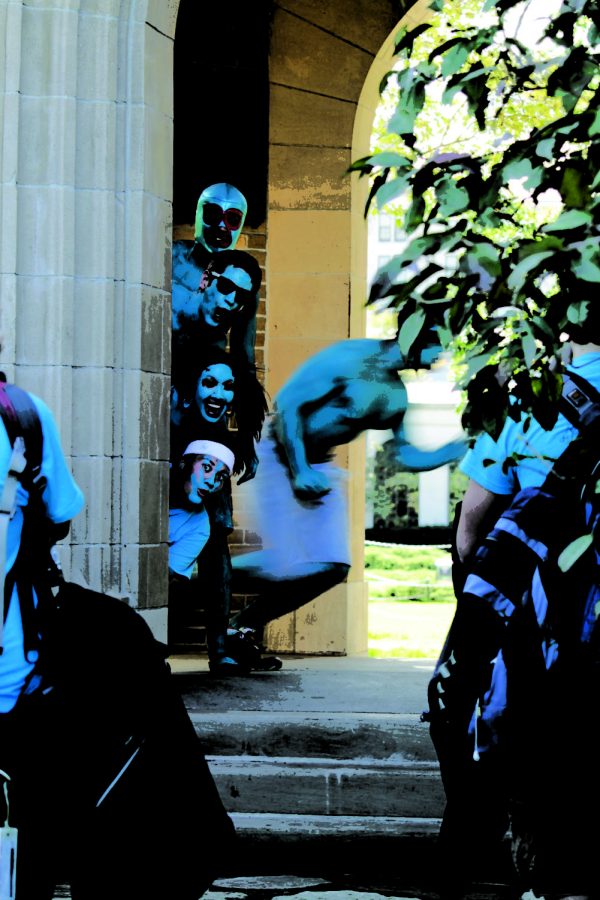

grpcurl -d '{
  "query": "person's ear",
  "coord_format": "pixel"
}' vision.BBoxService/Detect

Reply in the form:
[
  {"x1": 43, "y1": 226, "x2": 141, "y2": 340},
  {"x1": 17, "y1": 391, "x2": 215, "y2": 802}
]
[{"x1": 198, "y1": 269, "x2": 211, "y2": 292}]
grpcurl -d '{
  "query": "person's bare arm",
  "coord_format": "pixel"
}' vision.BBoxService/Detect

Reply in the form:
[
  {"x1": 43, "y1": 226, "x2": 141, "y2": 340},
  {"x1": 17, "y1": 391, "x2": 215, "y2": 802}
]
[
  {"x1": 391, "y1": 419, "x2": 467, "y2": 472},
  {"x1": 455, "y1": 479, "x2": 506, "y2": 564},
  {"x1": 274, "y1": 358, "x2": 345, "y2": 499}
]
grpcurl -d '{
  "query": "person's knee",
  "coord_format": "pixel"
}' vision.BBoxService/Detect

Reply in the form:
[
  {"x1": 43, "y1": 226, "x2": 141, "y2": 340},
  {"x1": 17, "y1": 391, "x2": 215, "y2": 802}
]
[{"x1": 324, "y1": 562, "x2": 350, "y2": 580}]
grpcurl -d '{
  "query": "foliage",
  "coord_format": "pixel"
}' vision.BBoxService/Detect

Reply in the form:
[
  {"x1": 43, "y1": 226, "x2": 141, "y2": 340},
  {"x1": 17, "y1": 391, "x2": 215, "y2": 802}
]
[{"x1": 352, "y1": 0, "x2": 599, "y2": 439}]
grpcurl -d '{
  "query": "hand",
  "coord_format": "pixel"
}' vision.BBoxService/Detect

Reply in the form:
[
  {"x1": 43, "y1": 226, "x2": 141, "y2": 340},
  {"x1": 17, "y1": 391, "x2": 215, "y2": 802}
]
[
  {"x1": 292, "y1": 468, "x2": 331, "y2": 500},
  {"x1": 237, "y1": 454, "x2": 258, "y2": 485}
]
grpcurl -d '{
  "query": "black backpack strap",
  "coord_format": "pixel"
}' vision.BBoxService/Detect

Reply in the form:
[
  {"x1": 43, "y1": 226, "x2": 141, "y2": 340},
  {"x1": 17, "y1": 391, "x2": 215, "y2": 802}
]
[{"x1": 559, "y1": 370, "x2": 600, "y2": 432}]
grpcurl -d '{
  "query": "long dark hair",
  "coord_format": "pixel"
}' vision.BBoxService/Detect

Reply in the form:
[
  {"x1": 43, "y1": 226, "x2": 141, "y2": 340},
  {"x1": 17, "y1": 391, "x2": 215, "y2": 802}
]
[{"x1": 171, "y1": 348, "x2": 267, "y2": 475}]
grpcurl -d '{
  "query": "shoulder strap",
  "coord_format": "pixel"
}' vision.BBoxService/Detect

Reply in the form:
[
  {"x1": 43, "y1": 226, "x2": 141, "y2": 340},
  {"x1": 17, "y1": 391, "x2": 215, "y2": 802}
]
[{"x1": 559, "y1": 370, "x2": 600, "y2": 432}]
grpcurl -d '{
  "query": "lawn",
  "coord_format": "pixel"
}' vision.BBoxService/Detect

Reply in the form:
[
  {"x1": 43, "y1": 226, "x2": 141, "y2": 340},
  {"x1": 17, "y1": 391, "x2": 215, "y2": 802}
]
[{"x1": 365, "y1": 542, "x2": 456, "y2": 659}]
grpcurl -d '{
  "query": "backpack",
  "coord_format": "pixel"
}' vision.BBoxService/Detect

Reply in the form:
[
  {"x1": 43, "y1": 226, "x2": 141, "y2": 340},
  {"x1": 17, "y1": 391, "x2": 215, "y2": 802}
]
[{"x1": 425, "y1": 370, "x2": 600, "y2": 890}]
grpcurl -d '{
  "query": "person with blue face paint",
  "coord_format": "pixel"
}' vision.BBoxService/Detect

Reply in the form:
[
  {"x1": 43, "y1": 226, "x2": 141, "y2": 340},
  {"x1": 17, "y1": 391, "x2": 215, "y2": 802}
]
[
  {"x1": 171, "y1": 186, "x2": 266, "y2": 670},
  {"x1": 169, "y1": 436, "x2": 240, "y2": 673},
  {"x1": 172, "y1": 182, "x2": 259, "y2": 382},
  {"x1": 229, "y1": 332, "x2": 466, "y2": 638},
  {"x1": 172, "y1": 249, "x2": 261, "y2": 379},
  {"x1": 169, "y1": 345, "x2": 267, "y2": 672},
  {"x1": 196, "y1": 362, "x2": 236, "y2": 424},
  {"x1": 169, "y1": 438, "x2": 236, "y2": 575},
  {"x1": 194, "y1": 183, "x2": 247, "y2": 255}
]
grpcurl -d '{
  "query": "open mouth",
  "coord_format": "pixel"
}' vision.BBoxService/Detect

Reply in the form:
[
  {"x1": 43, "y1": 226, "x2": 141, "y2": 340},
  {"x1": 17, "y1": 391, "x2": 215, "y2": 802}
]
[
  {"x1": 205, "y1": 227, "x2": 232, "y2": 249},
  {"x1": 203, "y1": 399, "x2": 226, "y2": 420},
  {"x1": 212, "y1": 308, "x2": 233, "y2": 326}
]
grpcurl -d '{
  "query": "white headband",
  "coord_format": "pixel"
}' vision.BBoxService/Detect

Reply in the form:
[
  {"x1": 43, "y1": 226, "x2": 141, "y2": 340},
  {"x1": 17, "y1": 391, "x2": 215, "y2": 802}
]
[{"x1": 183, "y1": 440, "x2": 235, "y2": 474}]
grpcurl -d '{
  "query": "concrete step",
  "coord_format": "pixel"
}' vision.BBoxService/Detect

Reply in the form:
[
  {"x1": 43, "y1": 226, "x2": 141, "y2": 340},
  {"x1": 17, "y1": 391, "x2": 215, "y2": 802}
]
[
  {"x1": 208, "y1": 755, "x2": 444, "y2": 818},
  {"x1": 191, "y1": 710, "x2": 437, "y2": 761},
  {"x1": 227, "y1": 812, "x2": 513, "y2": 887},
  {"x1": 231, "y1": 811, "x2": 441, "y2": 838},
  {"x1": 225, "y1": 813, "x2": 444, "y2": 880}
]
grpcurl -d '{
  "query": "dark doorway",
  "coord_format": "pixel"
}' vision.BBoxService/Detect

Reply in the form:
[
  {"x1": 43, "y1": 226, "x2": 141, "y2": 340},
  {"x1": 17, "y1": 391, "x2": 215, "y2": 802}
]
[{"x1": 173, "y1": 0, "x2": 272, "y2": 229}]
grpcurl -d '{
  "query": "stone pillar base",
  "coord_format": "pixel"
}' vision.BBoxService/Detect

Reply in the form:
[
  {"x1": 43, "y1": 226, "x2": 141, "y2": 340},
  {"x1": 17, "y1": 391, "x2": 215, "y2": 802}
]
[{"x1": 264, "y1": 580, "x2": 369, "y2": 656}]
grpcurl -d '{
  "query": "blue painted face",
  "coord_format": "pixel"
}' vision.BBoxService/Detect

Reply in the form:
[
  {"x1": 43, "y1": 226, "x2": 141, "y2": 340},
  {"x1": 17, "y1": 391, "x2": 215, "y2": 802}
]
[
  {"x1": 196, "y1": 363, "x2": 235, "y2": 424},
  {"x1": 185, "y1": 455, "x2": 230, "y2": 505},
  {"x1": 194, "y1": 183, "x2": 248, "y2": 253},
  {"x1": 197, "y1": 264, "x2": 253, "y2": 330}
]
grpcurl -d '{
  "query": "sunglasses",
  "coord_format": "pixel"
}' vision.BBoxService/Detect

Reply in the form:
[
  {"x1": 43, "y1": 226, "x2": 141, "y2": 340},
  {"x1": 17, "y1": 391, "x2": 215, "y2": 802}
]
[
  {"x1": 202, "y1": 203, "x2": 244, "y2": 231},
  {"x1": 210, "y1": 275, "x2": 254, "y2": 305}
]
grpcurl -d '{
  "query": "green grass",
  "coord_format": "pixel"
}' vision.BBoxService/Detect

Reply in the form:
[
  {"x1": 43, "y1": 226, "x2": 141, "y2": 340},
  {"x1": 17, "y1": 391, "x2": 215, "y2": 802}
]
[
  {"x1": 368, "y1": 599, "x2": 455, "y2": 658},
  {"x1": 365, "y1": 542, "x2": 456, "y2": 658}
]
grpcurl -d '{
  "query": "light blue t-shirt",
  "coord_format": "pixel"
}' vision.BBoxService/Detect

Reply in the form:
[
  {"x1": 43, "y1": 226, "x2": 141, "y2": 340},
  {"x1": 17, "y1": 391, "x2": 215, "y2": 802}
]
[
  {"x1": 0, "y1": 393, "x2": 84, "y2": 713},
  {"x1": 168, "y1": 506, "x2": 211, "y2": 579},
  {"x1": 461, "y1": 353, "x2": 600, "y2": 494}
]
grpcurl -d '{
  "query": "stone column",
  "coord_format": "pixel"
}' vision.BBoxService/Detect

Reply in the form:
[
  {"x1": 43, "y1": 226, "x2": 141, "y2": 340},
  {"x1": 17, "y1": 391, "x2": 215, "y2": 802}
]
[{"x1": 0, "y1": 0, "x2": 178, "y2": 639}]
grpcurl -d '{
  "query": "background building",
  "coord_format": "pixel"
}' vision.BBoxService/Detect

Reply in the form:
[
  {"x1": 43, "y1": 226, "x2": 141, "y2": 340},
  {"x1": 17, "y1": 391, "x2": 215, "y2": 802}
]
[{"x1": 0, "y1": 0, "x2": 434, "y2": 654}]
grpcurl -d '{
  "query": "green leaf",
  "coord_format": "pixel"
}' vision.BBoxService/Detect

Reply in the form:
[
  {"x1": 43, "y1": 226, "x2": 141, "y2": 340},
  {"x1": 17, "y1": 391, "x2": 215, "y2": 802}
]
[
  {"x1": 457, "y1": 352, "x2": 495, "y2": 388},
  {"x1": 393, "y1": 22, "x2": 431, "y2": 56},
  {"x1": 536, "y1": 138, "x2": 555, "y2": 161},
  {"x1": 573, "y1": 244, "x2": 600, "y2": 284},
  {"x1": 558, "y1": 533, "x2": 593, "y2": 572},
  {"x1": 522, "y1": 331, "x2": 538, "y2": 368},
  {"x1": 519, "y1": 236, "x2": 563, "y2": 257},
  {"x1": 441, "y1": 44, "x2": 471, "y2": 78},
  {"x1": 375, "y1": 176, "x2": 410, "y2": 210},
  {"x1": 366, "y1": 152, "x2": 411, "y2": 169},
  {"x1": 398, "y1": 309, "x2": 426, "y2": 357},
  {"x1": 567, "y1": 301, "x2": 590, "y2": 324},
  {"x1": 347, "y1": 155, "x2": 373, "y2": 175},
  {"x1": 404, "y1": 193, "x2": 426, "y2": 232},
  {"x1": 437, "y1": 179, "x2": 470, "y2": 216},
  {"x1": 544, "y1": 210, "x2": 592, "y2": 232},
  {"x1": 560, "y1": 166, "x2": 591, "y2": 209},
  {"x1": 506, "y1": 251, "x2": 554, "y2": 292},
  {"x1": 502, "y1": 158, "x2": 543, "y2": 191},
  {"x1": 469, "y1": 243, "x2": 501, "y2": 277}
]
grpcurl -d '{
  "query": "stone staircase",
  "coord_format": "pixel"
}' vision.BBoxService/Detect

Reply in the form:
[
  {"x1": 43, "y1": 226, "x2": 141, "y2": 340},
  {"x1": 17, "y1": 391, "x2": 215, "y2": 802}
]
[{"x1": 186, "y1": 704, "x2": 446, "y2": 877}]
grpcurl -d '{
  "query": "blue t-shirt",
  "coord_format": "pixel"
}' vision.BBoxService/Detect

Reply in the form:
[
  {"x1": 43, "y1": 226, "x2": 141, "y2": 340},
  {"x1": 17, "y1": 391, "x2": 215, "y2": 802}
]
[
  {"x1": 461, "y1": 353, "x2": 600, "y2": 494},
  {"x1": 168, "y1": 506, "x2": 211, "y2": 579},
  {"x1": 0, "y1": 394, "x2": 84, "y2": 713}
]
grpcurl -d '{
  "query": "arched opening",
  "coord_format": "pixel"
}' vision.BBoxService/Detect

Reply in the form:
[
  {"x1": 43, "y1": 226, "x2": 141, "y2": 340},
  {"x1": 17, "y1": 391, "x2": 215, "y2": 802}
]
[{"x1": 351, "y1": 0, "x2": 459, "y2": 659}]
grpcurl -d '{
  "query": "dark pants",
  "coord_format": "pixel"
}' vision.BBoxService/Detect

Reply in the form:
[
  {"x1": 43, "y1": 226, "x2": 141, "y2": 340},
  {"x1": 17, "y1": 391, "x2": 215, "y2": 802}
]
[
  {"x1": 0, "y1": 690, "x2": 81, "y2": 899},
  {"x1": 198, "y1": 526, "x2": 232, "y2": 661},
  {"x1": 1, "y1": 584, "x2": 236, "y2": 900}
]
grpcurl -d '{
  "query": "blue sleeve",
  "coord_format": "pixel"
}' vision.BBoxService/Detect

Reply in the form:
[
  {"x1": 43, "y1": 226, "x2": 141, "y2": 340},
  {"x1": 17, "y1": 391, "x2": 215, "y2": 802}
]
[
  {"x1": 32, "y1": 395, "x2": 85, "y2": 523},
  {"x1": 460, "y1": 422, "x2": 518, "y2": 496}
]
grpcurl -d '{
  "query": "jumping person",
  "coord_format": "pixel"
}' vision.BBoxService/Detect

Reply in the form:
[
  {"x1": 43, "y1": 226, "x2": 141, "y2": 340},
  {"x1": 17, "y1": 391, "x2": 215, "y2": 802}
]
[{"x1": 230, "y1": 334, "x2": 466, "y2": 634}]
